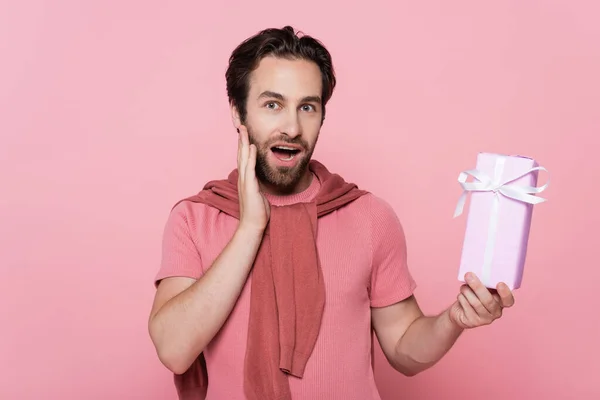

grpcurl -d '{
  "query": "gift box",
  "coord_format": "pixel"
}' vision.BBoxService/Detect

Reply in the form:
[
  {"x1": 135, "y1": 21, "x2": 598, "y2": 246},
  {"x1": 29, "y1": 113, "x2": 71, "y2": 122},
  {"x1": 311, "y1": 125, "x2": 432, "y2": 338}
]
[{"x1": 453, "y1": 153, "x2": 549, "y2": 290}]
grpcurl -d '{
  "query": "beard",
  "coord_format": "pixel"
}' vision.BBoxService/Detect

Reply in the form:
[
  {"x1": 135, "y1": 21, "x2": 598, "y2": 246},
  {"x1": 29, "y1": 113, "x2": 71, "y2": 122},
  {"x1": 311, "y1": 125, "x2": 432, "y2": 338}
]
[{"x1": 246, "y1": 126, "x2": 317, "y2": 194}]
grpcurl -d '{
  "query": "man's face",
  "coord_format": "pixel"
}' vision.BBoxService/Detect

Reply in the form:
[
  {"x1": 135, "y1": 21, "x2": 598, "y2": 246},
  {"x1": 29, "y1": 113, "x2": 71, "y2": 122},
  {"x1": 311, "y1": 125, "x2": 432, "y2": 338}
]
[{"x1": 234, "y1": 56, "x2": 323, "y2": 194}]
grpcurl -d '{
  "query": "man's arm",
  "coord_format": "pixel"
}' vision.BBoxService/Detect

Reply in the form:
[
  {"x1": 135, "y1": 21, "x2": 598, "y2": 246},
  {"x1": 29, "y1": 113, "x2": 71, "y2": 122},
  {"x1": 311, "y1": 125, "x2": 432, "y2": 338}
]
[
  {"x1": 149, "y1": 125, "x2": 270, "y2": 375},
  {"x1": 371, "y1": 295, "x2": 463, "y2": 376},
  {"x1": 372, "y1": 273, "x2": 514, "y2": 376},
  {"x1": 148, "y1": 225, "x2": 264, "y2": 375}
]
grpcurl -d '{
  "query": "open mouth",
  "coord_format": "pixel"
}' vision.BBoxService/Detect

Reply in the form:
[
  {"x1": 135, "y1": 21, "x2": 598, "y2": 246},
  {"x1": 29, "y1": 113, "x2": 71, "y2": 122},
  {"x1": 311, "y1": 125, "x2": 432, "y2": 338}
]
[{"x1": 271, "y1": 145, "x2": 302, "y2": 161}]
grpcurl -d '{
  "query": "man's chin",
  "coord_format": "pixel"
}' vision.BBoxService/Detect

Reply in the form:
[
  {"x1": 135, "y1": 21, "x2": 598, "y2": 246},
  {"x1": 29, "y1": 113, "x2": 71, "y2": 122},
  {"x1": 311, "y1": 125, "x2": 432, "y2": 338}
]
[
  {"x1": 265, "y1": 169, "x2": 303, "y2": 189},
  {"x1": 257, "y1": 160, "x2": 310, "y2": 192}
]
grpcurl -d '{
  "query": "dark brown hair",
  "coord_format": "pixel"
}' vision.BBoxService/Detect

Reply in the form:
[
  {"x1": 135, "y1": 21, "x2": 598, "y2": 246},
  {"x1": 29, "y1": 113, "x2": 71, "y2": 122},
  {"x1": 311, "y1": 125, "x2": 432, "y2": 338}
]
[{"x1": 225, "y1": 26, "x2": 336, "y2": 123}]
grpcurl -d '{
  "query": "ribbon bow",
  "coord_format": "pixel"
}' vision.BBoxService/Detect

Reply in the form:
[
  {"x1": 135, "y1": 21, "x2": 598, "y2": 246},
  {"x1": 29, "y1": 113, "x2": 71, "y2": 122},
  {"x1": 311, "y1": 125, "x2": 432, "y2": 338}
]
[{"x1": 453, "y1": 166, "x2": 550, "y2": 218}]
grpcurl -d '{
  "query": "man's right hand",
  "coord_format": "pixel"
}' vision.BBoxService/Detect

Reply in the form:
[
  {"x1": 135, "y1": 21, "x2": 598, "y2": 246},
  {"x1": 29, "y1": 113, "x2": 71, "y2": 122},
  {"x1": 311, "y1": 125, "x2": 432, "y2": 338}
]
[
  {"x1": 237, "y1": 125, "x2": 270, "y2": 233},
  {"x1": 149, "y1": 125, "x2": 271, "y2": 375}
]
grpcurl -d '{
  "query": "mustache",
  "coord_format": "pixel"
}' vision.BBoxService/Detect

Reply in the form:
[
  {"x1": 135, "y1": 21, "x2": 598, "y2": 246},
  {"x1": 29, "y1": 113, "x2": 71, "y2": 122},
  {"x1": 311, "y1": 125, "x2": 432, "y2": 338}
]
[{"x1": 255, "y1": 136, "x2": 309, "y2": 149}]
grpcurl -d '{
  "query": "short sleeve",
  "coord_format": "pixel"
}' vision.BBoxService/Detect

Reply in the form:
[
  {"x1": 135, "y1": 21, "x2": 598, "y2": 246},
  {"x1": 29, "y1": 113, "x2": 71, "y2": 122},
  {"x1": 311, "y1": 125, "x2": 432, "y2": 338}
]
[
  {"x1": 154, "y1": 202, "x2": 204, "y2": 286},
  {"x1": 369, "y1": 195, "x2": 417, "y2": 307}
]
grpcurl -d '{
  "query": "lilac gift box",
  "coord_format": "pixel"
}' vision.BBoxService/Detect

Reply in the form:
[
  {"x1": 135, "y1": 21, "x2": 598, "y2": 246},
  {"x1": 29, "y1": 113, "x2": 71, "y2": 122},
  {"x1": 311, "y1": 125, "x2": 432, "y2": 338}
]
[{"x1": 454, "y1": 153, "x2": 549, "y2": 290}]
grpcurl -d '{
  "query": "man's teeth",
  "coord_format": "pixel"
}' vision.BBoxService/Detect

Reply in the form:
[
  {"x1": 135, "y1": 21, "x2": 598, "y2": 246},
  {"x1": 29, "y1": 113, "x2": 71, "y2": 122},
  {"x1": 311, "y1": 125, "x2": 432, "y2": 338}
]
[{"x1": 272, "y1": 147, "x2": 297, "y2": 160}]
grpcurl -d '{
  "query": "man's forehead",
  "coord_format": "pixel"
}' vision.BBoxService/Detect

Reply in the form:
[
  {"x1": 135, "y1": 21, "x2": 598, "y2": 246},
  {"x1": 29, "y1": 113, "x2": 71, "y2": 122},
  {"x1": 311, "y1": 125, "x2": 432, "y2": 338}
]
[{"x1": 248, "y1": 57, "x2": 322, "y2": 99}]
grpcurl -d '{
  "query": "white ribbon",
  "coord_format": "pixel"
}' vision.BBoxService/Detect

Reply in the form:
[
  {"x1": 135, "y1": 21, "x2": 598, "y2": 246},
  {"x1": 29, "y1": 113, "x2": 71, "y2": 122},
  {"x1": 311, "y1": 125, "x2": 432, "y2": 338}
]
[{"x1": 453, "y1": 156, "x2": 549, "y2": 284}]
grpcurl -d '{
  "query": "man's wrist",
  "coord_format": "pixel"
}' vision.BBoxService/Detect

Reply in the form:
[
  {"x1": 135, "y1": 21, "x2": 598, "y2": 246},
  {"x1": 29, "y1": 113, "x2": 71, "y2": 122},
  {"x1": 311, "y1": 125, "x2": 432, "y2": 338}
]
[
  {"x1": 235, "y1": 223, "x2": 266, "y2": 242},
  {"x1": 437, "y1": 307, "x2": 465, "y2": 337}
]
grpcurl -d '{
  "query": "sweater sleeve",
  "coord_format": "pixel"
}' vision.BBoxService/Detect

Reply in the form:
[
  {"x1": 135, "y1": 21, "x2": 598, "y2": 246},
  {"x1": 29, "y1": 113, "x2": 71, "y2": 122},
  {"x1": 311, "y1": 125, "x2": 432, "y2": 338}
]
[
  {"x1": 369, "y1": 195, "x2": 417, "y2": 307},
  {"x1": 154, "y1": 201, "x2": 204, "y2": 286}
]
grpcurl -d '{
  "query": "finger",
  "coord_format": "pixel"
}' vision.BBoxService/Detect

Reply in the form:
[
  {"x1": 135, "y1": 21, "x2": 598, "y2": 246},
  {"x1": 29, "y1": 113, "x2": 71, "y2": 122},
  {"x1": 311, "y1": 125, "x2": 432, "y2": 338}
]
[
  {"x1": 240, "y1": 125, "x2": 249, "y2": 145},
  {"x1": 460, "y1": 285, "x2": 492, "y2": 319},
  {"x1": 237, "y1": 129, "x2": 242, "y2": 179},
  {"x1": 246, "y1": 144, "x2": 258, "y2": 182},
  {"x1": 239, "y1": 124, "x2": 249, "y2": 145},
  {"x1": 496, "y1": 282, "x2": 515, "y2": 308},
  {"x1": 487, "y1": 289, "x2": 504, "y2": 307},
  {"x1": 239, "y1": 125, "x2": 249, "y2": 181},
  {"x1": 492, "y1": 293, "x2": 502, "y2": 304},
  {"x1": 457, "y1": 293, "x2": 479, "y2": 327},
  {"x1": 465, "y1": 273, "x2": 502, "y2": 316}
]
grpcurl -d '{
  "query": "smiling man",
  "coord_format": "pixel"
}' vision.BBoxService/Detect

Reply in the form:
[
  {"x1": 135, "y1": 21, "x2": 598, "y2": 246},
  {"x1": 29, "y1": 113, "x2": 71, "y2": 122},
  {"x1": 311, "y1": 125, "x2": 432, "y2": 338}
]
[{"x1": 148, "y1": 26, "x2": 515, "y2": 400}]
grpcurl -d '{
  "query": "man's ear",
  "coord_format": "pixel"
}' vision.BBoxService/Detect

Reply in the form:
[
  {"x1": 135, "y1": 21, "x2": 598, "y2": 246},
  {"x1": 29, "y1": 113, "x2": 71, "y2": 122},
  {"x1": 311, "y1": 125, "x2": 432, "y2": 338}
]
[{"x1": 230, "y1": 103, "x2": 241, "y2": 132}]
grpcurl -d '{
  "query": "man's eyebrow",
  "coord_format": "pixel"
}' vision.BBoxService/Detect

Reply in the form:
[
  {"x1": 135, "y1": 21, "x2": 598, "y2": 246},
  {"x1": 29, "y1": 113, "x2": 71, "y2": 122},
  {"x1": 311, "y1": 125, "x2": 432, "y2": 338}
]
[
  {"x1": 300, "y1": 95, "x2": 322, "y2": 104},
  {"x1": 258, "y1": 91, "x2": 285, "y2": 101},
  {"x1": 257, "y1": 91, "x2": 322, "y2": 104}
]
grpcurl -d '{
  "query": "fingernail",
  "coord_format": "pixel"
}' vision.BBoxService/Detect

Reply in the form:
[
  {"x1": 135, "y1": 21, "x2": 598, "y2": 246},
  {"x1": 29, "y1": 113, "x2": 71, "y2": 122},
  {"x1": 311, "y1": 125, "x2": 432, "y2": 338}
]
[{"x1": 466, "y1": 273, "x2": 474, "y2": 282}]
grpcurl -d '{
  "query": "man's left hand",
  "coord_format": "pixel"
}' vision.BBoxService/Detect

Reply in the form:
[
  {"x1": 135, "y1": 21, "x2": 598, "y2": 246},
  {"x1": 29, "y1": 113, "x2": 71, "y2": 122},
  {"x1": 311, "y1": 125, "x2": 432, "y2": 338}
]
[{"x1": 448, "y1": 272, "x2": 515, "y2": 329}]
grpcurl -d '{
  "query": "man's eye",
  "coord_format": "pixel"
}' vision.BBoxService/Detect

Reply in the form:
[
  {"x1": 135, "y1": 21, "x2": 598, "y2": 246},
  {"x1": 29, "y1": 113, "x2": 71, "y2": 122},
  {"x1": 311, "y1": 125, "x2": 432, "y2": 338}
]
[
  {"x1": 266, "y1": 102, "x2": 279, "y2": 109},
  {"x1": 301, "y1": 104, "x2": 315, "y2": 112}
]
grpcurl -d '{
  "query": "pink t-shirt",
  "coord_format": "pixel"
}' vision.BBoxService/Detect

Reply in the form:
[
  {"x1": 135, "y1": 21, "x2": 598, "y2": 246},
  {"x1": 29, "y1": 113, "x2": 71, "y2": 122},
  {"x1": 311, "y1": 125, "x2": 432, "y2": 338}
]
[{"x1": 156, "y1": 172, "x2": 417, "y2": 400}]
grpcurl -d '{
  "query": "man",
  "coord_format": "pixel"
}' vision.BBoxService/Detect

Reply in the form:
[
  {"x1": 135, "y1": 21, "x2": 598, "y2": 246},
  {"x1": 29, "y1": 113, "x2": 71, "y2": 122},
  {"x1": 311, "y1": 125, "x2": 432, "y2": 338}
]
[{"x1": 148, "y1": 26, "x2": 515, "y2": 400}]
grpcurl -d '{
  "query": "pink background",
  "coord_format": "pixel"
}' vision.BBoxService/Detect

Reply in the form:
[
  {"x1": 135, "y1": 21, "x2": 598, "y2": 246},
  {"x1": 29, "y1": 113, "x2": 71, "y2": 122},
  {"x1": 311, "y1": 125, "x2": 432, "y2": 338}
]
[{"x1": 1, "y1": 1, "x2": 598, "y2": 399}]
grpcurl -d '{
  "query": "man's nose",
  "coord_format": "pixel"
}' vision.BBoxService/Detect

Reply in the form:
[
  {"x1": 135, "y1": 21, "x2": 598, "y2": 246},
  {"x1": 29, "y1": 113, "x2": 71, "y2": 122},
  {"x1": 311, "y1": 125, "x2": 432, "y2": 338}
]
[{"x1": 281, "y1": 109, "x2": 302, "y2": 138}]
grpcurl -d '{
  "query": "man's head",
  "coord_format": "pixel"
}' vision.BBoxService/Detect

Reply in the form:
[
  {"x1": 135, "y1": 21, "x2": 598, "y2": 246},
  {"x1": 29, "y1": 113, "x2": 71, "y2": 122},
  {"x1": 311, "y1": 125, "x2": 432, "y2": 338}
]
[{"x1": 225, "y1": 26, "x2": 336, "y2": 194}]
